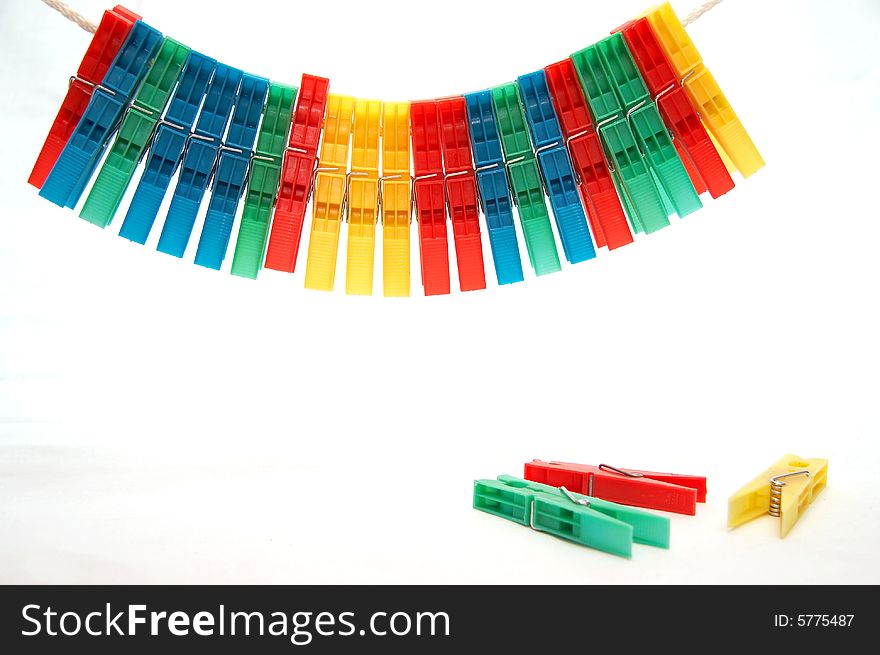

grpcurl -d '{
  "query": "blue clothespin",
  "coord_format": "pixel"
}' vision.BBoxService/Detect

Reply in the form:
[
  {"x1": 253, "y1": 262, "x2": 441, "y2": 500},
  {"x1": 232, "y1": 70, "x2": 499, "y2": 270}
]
[
  {"x1": 516, "y1": 70, "x2": 596, "y2": 264},
  {"x1": 156, "y1": 64, "x2": 242, "y2": 258},
  {"x1": 464, "y1": 91, "x2": 524, "y2": 286},
  {"x1": 118, "y1": 51, "x2": 216, "y2": 244},
  {"x1": 192, "y1": 73, "x2": 268, "y2": 270},
  {"x1": 40, "y1": 21, "x2": 163, "y2": 208}
]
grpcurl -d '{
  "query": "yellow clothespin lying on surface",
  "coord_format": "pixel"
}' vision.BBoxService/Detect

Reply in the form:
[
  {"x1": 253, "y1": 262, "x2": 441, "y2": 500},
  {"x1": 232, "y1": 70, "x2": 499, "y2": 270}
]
[
  {"x1": 304, "y1": 93, "x2": 356, "y2": 291},
  {"x1": 728, "y1": 454, "x2": 828, "y2": 538},
  {"x1": 345, "y1": 99, "x2": 382, "y2": 295}
]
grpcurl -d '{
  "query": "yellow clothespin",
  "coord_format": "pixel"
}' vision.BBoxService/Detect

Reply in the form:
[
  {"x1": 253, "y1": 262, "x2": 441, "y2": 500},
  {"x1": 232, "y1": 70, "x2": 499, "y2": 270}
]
[
  {"x1": 728, "y1": 454, "x2": 828, "y2": 538},
  {"x1": 379, "y1": 102, "x2": 412, "y2": 297},
  {"x1": 345, "y1": 99, "x2": 382, "y2": 295},
  {"x1": 304, "y1": 94, "x2": 356, "y2": 291},
  {"x1": 643, "y1": 2, "x2": 764, "y2": 178}
]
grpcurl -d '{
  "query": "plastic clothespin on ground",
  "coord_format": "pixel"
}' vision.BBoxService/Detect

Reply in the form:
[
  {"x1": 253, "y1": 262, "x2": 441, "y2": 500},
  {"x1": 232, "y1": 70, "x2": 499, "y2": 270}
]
[
  {"x1": 473, "y1": 475, "x2": 670, "y2": 558},
  {"x1": 525, "y1": 460, "x2": 707, "y2": 515},
  {"x1": 728, "y1": 454, "x2": 827, "y2": 538}
]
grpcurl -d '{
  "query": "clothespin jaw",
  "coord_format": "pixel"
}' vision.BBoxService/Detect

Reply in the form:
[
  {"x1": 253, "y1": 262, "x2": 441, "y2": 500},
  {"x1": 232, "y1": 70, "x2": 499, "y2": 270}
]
[
  {"x1": 642, "y1": 2, "x2": 764, "y2": 178},
  {"x1": 80, "y1": 37, "x2": 191, "y2": 228},
  {"x1": 156, "y1": 64, "x2": 243, "y2": 258},
  {"x1": 525, "y1": 460, "x2": 706, "y2": 515},
  {"x1": 473, "y1": 475, "x2": 670, "y2": 557},
  {"x1": 304, "y1": 94, "x2": 356, "y2": 291},
  {"x1": 728, "y1": 455, "x2": 828, "y2": 538},
  {"x1": 264, "y1": 74, "x2": 330, "y2": 274},
  {"x1": 379, "y1": 102, "x2": 412, "y2": 297},
  {"x1": 230, "y1": 82, "x2": 298, "y2": 279},
  {"x1": 411, "y1": 100, "x2": 451, "y2": 296},
  {"x1": 343, "y1": 99, "x2": 382, "y2": 295},
  {"x1": 29, "y1": 5, "x2": 141, "y2": 188},
  {"x1": 194, "y1": 73, "x2": 270, "y2": 270},
  {"x1": 490, "y1": 83, "x2": 561, "y2": 276}
]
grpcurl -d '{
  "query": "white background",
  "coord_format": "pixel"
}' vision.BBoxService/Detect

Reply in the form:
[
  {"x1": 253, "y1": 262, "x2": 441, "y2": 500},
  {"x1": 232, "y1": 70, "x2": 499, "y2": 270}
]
[{"x1": 0, "y1": 0, "x2": 878, "y2": 584}]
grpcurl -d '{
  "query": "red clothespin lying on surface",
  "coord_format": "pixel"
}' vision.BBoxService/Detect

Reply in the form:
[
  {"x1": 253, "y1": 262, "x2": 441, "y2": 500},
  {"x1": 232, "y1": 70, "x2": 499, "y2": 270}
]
[{"x1": 525, "y1": 460, "x2": 707, "y2": 515}]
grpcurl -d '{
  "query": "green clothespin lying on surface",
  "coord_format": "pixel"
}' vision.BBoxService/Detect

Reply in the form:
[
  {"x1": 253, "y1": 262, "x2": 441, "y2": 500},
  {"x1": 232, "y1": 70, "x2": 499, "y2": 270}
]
[{"x1": 473, "y1": 475, "x2": 670, "y2": 558}]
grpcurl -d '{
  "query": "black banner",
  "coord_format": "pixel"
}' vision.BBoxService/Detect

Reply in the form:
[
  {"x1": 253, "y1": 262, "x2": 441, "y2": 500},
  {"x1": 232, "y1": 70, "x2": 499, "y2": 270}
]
[{"x1": 0, "y1": 585, "x2": 873, "y2": 652}]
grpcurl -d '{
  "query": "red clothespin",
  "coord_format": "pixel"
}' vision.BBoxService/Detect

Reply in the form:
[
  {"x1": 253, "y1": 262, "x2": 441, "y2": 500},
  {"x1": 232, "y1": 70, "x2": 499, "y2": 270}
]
[
  {"x1": 28, "y1": 5, "x2": 140, "y2": 188},
  {"x1": 544, "y1": 59, "x2": 633, "y2": 250},
  {"x1": 411, "y1": 100, "x2": 450, "y2": 296},
  {"x1": 524, "y1": 460, "x2": 707, "y2": 515},
  {"x1": 437, "y1": 97, "x2": 486, "y2": 292},
  {"x1": 263, "y1": 74, "x2": 330, "y2": 273},
  {"x1": 614, "y1": 18, "x2": 734, "y2": 199}
]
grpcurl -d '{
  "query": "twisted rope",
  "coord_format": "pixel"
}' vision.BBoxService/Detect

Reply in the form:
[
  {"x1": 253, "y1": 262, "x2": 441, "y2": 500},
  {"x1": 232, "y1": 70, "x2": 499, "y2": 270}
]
[{"x1": 42, "y1": 0, "x2": 722, "y2": 35}]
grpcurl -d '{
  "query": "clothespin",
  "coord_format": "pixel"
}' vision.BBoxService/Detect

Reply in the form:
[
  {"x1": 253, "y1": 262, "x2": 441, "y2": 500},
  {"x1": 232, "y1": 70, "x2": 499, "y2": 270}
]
[
  {"x1": 571, "y1": 41, "x2": 667, "y2": 234},
  {"x1": 517, "y1": 71, "x2": 596, "y2": 265},
  {"x1": 410, "y1": 100, "x2": 450, "y2": 296},
  {"x1": 473, "y1": 475, "x2": 670, "y2": 558},
  {"x1": 264, "y1": 74, "x2": 330, "y2": 273},
  {"x1": 29, "y1": 5, "x2": 140, "y2": 189},
  {"x1": 643, "y1": 2, "x2": 764, "y2": 178},
  {"x1": 437, "y1": 97, "x2": 486, "y2": 292},
  {"x1": 118, "y1": 52, "x2": 216, "y2": 244},
  {"x1": 230, "y1": 83, "x2": 298, "y2": 279},
  {"x1": 40, "y1": 20, "x2": 163, "y2": 208},
  {"x1": 156, "y1": 64, "x2": 242, "y2": 257},
  {"x1": 193, "y1": 73, "x2": 269, "y2": 270},
  {"x1": 344, "y1": 99, "x2": 382, "y2": 295},
  {"x1": 379, "y1": 102, "x2": 412, "y2": 297},
  {"x1": 615, "y1": 18, "x2": 733, "y2": 199},
  {"x1": 303, "y1": 94, "x2": 356, "y2": 291},
  {"x1": 596, "y1": 33, "x2": 702, "y2": 220},
  {"x1": 728, "y1": 455, "x2": 827, "y2": 538},
  {"x1": 80, "y1": 38, "x2": 190, "y2": 228},
  {"x1": 463, "y1": 90, "x2": 524, "y2": 285},
  {"x1": 544, "y1": 59, "x2": 633, "y2": 250},
  {"x1": 525, "y1": 460, "x2": 707, "y2": 515},
  {"x1": 490, "y1": 83, "x2": 561, "y2": 276}
]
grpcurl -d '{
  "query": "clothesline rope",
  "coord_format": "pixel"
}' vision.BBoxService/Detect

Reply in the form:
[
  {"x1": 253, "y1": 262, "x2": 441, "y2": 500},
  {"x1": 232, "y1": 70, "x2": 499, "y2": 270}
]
[{"x1": 40, "y1": 0, "x2": 723, "y2": 35}]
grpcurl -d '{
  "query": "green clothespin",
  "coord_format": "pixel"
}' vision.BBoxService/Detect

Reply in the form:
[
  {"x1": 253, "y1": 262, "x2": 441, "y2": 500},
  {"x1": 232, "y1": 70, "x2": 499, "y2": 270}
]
[
  {"x1": 571, "y1": 40, "x2": 669, "y2": 234},
  {"x1": 80, "y1": 38, "x2": 190, "y2": 228},
  {"x1": 230, "y1": 83, "x2": 298, "y2": 279},
  {"x1": 473, "y1": 475, "x2": 670, "y2": 558},
  {"x1": 490, "y1": 83, "x2": 561, "y2": 277},
  {"x1": 596, "y1": 34, "x2": 701, "y2": 219}
]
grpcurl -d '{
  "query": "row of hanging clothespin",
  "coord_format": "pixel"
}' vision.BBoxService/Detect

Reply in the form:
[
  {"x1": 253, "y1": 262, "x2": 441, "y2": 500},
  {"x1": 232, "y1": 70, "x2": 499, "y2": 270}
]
[
  {"x1": 474, "y1": 456, "x2": 827, "y2": 557},
  {"x1": 29, "y1": 3, "x2": 763, "y2": 297}
]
